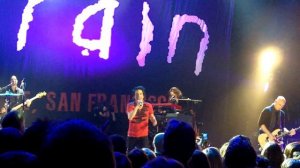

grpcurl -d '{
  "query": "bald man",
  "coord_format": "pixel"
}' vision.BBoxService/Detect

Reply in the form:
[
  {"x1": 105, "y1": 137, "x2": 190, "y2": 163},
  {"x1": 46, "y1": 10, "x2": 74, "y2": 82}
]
[{"x1": 258, "y1": 96, "x2": 296, "y2": 149}]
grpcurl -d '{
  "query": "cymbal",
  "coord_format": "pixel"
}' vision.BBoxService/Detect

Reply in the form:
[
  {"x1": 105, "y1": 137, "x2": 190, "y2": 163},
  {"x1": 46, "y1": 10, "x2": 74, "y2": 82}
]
[{"x1": 0, "y1": 92, "x2": 23, "y2": 96}]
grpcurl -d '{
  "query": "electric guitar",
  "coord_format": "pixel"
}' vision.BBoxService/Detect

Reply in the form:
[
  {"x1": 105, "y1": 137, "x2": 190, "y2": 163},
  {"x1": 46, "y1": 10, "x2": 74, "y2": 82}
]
[
  {"x1": 258, "y1": 127, "x2": 300, "y2": 149},
  {"x1": 11, "y1": 91, "x2": 47, "y2": 111}
]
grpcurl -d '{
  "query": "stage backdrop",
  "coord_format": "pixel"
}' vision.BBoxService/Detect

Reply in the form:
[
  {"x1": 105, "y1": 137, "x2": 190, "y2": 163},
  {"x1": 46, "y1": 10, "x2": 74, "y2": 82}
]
[{"x1": 0, "y1": 0, "x2": 234, "y2": 146}]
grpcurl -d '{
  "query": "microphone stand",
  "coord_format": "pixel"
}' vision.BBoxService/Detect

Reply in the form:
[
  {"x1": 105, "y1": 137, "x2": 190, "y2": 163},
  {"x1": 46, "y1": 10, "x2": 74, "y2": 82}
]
[
  {"x1": 178, "y1": 97, "x2": 202, "y2": 136},
  {"x1": 21, "y1": 81, "x2": 25, "y2": 112},
  {"x1": 178, "y1": 98, "x2": 202, "y2": 103},
  {"x1": 0, "y1": 83, "x2": 11, "y2": 92}
]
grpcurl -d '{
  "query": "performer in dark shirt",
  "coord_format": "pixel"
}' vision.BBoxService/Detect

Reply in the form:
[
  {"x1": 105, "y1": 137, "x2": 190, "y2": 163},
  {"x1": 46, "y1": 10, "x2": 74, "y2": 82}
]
[
  {"x1": 258, "y1": 96, "x2": 296, "y2": 149},
  {"x1": 0, "y1": 75, "x2": 31, "y2": 114},
  {"x1": 93, "y1": 101, "x2": 116, "y2": 135}
]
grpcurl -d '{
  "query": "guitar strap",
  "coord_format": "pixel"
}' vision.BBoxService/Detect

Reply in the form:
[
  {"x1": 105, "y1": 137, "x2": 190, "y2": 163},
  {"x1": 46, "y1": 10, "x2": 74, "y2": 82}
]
[
  {"x1": 280, "y1": 110, "x2": 284, "y2": 132},
  {"x1": 270, "y1": 107, "x2": 277, "y2": 131},
  {"x1": 280, "y1": 110, "x2": 286, "y2": 150}
]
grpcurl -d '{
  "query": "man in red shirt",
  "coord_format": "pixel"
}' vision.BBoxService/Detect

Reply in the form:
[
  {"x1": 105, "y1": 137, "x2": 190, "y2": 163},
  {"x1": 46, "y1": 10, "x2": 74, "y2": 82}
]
[{"x1": 127, "y1": 86, "x2": 157, "y2": 152}]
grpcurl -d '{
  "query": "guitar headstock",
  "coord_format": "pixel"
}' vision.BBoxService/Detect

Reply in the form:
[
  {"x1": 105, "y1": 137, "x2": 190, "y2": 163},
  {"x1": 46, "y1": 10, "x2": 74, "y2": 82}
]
[{"x1": 36, "y1": 91, "x2": 47, "y2": 98}]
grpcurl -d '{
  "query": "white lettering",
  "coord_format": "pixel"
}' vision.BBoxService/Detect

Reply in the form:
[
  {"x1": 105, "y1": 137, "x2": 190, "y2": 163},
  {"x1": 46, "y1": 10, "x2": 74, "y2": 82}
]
[
  {"x1": 168, "y1": 15, "x2": 209, "y2": 75},
  {"x1": 72, "y1": 0, "x2": 119, "y2": 59},
  {"x1": 136, "y1": 2, "x2": 154, "y2": 67},
  {"x1": 17, "y1": 0, "x2": 44, "y2": 51}
]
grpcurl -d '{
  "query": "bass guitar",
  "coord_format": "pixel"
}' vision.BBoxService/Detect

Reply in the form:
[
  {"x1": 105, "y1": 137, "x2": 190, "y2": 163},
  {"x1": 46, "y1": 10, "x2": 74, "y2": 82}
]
[{"x1": 11, "y1": 91, "x2": 47, "y2": 111}]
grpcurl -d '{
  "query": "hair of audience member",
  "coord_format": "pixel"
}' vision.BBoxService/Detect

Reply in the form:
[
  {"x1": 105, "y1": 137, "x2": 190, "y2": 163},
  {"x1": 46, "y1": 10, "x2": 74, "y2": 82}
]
[
  {"x1": 110, "y1": 134, "x2": 127, "y2": 154},
  {"x1": 39, "y1": 119, "x2": 115, "y2": 167},
  {"x1": 127, "y1": 148, "x2": 149, "y2": 168},
  {"x1": 0, "y1": 150, "x2": 38, "y2": 168},
  {"x1": 187, "y1": 149, "x2": 210, "y2": 168},
  {"x1": 219, "y1": 142, "x2": 229, "y2": 158},
  {"x1": 261, "y1": 142, "x2": 284, "y2": 168},
  {"x1": 142, "y1": 156, "x2": 184, "y2": 168},
  {"x1": 142, "y1": 148, "x2": 156, "y2": 160},
  {"x1": 114, "y1": 152, "x2": 133, "y2": 168},
  {"x1": 256, "y1": 155, "x2": 269, "y2": 168},
  {"x1": 22, "y1": 118, "x2": 55, "y2": 155},
  {"x1": 152, "y1": 132, "x2": 164, "y2": 156},
  {"x1": 202, "y1": 147, "x2": 223, "y2": 168},
  {"x1": 284, "y1": 142, "x2": 300, "y2": 159},
  {"x1": 163, "y1": 119, "x2": 196, "y2": 166},
  {"x1": 224, "y1": 135, "x2": 257, "y2": 168},
  {"x1": 0, "y1": 127, "x2": 23, "y2": 153},
  {"x1": 281, "y1": 158, "x2": 300, "y2": 168},
  {"x1": 1, "y1": 111, "x2": 25, "y2": 133}
]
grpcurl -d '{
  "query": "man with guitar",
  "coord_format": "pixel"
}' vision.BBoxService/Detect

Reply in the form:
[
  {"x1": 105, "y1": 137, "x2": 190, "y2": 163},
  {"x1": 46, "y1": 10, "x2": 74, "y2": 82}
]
[
  {"x1": 258, "y1": 96, "x2": 296, "y2": 150},
  {"x1": 0, "y1": 75, "x2": 31, "y2": 114}
]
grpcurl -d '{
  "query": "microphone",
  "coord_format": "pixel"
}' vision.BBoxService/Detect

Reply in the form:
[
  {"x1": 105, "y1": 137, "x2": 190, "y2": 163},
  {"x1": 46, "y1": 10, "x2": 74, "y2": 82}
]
[
  {"x1": 138, "y1": 100, "x2": 143, "y2": 106},
  {"x1": 170, "y1": 96, "x2": 177, "y2": 103},
  {"x1": 20, "y1": 78, "x2": 25, "y2": 89}
]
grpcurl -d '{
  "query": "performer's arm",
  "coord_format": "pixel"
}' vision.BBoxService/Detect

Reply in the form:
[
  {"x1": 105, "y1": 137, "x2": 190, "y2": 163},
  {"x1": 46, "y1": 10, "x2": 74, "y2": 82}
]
[
  {"x1": 0, "y1": 107, "x2": 7, "y2": 114},
  {"x1": 148, "y1": 103, "x2": 157, "y2": 126},
  {"x1": 99, "y1": 111, "x2": 105, "y2": 117},
  {"x1": 260, "y1": 124, "x2": 276, "y2": 141},
  {"x1": 284, "y1": 128, "x2": 296, "y2": 136},
  {"x1": 281, "y1": 111, "x2": 295, "y2": 136},
  {"x1": 127, "y1": 104, "x2": 140, "y2": 121},
  {"x1": 25, "y1": 99, "x2": 32, "y2": 107},
  {"x1": 150, "y1": 114, "x2": 157, "y2": 126}
]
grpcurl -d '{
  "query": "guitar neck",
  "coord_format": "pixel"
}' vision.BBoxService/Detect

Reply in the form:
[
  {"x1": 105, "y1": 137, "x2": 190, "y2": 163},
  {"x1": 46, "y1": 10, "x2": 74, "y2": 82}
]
[
  {"x1": 10, "y1": 91, "x2": 46, "y2": 111},
  {"x1": 12, "y1": 96, "x2": 38, "y2": 111},
  {"x1": 29, "y1": 96, "x2": 39, "y2": 102},
  {"x1": 278, "y1": 127, "x2": 300, "y2": 138},
  {"x1": 279, "y1": 131, "x2": 290, "y2": 138}
]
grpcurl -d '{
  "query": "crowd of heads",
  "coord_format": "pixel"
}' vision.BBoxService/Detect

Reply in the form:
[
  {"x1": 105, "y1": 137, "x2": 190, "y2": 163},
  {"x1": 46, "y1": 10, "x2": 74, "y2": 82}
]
[{"x1": 1, "y1": 111, "x2": 300, "y2": 167}]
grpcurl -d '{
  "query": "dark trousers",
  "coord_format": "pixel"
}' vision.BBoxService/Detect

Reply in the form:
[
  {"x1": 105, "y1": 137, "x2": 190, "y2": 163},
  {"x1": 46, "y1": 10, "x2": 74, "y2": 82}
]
[{"x1": 127, "y1": 136, "x2": 149, "y2": 152}]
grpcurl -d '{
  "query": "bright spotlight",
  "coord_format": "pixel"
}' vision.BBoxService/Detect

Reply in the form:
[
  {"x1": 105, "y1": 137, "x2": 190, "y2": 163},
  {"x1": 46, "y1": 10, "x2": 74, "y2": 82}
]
[
  {"x1": 258, "y1": 46, "x2": 281, "y2": 92},
  {"x1": 260, "y1": 47, "x2": 281, "y2": 75},
  {"x1": 264, "y1": 82, "x2": 269, "y2": 92}
]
